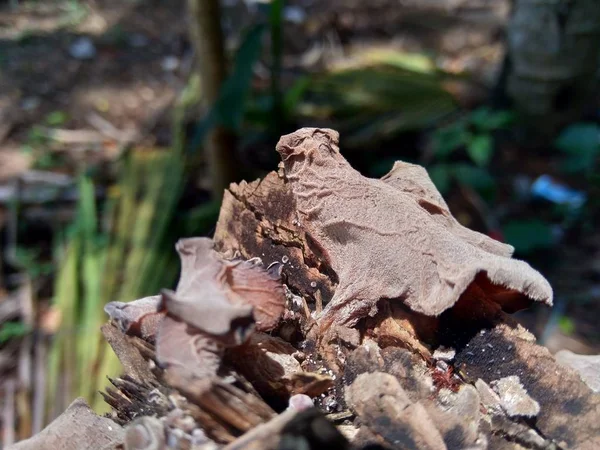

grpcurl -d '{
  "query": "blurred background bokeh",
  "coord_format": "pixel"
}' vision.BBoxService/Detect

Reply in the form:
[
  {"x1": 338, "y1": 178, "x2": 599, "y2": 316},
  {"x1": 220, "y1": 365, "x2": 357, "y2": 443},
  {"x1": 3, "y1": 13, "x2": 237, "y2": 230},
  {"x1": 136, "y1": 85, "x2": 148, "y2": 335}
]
[{"x1": 1, "y1": 0, "x2": 599, "y2": 444}]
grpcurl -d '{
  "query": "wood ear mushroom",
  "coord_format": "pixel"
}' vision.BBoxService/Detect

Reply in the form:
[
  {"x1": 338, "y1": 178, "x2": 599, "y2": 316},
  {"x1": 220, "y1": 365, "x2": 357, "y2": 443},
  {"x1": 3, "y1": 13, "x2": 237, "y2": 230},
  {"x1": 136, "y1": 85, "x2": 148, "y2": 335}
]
[{"x1": 275, "y1": 127, "x2": 552, "y2": 331}]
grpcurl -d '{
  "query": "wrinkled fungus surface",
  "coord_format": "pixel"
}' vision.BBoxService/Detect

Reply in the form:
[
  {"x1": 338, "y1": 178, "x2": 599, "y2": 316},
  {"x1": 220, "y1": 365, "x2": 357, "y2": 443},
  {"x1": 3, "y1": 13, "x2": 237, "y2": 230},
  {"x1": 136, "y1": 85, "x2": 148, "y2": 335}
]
[{"x1": 275, "y1": 128, "x2": 552, "y2": 327}]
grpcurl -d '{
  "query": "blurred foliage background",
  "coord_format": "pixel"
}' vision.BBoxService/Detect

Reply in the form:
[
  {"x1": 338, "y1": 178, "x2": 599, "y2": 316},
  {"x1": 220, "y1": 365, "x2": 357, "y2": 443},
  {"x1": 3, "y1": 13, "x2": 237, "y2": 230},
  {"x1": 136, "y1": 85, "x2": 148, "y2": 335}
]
[{"x1": 0, "y1": 0, "x2": 599, "y2": 443}]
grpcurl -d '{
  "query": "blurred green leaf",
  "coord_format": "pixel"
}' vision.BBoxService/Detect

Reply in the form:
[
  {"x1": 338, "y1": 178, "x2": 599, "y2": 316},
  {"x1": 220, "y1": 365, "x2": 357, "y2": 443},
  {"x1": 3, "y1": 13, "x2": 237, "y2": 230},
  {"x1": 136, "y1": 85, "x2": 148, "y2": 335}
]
[
  {"x1": 556, "y1": 123, "x2": 599, "y2": 154},
  {"x1": 469, "y1": 107, "x2": 515, "y2": 130},
  {"x1": 283, "y1": 76, "x2": 311, "y2": 117},
  {"x1": 189, "y1": 24, "x2": 266, "y2": 152},
  {"x1": 34, "y1": 152, "x2": 61, "y2": 170},
  {"x1": 433, "y1": 124, "x2": 469, "y2": 158},
  {"x1": 215, "y1": 24, "x2": 266, "y2": 131},
  {"x1": 27, "y1": 125, "x2": 48, "y2": 146},
  {"x1": 47, "y1": 236, "x2": 79, "y2": 417},
  {"x1": 246, "y1": 94, "x2": 274, "y2": 126},
  {"x1": 45, "y1": 111, "x2": 69, "y2": 126},
  {"x1": 429, "y1": 164, "x2": 452, "y2": 194},
  {"x1": 181, "y1": 200, "x2": 222, "y2": 237},
  {"x1": 0, "y1": 322, "x2": 29, "y2": 344},
  {"x1": 452, "y1": 164, "x2": 495, "y2": 193},
  {"x1": 270, "y1": 0, "x2": 284, "y2": 129},
  {"x1": 428, "y1": 163, "x2": 495, "y2": 196},
  {"x1": 371, "y1": 50, "x2": 436, "y2": 74},
  {"x1": 502, "y1": 219, "x2": 554, "y2": 254},
  {"x1": 369, "y1": 159, "x2": 397, "y2": 178},
  {"x1": 14, "y1": 247, "x2": 53, "y2": 277},
  {"x1": 301, "y1": 64, "x2": 457, "y2": 146},
  {"x1": 558, "y1": 316, "x2": 575, "y2": 335},
  {"x1": 76, "y1": 176, "x2": 105, "y2": 400},
  {"x1": 466, "y1": 134, "x2": 493, "y2": 167},
  {"x1": 555, "y1": 123, "x2": 600, "y2": 174}
]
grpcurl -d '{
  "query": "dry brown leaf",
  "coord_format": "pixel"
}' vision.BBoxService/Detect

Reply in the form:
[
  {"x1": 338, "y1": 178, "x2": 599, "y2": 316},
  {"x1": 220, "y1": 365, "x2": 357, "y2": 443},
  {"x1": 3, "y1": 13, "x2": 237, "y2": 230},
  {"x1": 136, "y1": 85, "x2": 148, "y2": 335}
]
[
  {"x1": 107, "y1": 237, "x2": 286, "y2": 352},
  {"x1": 223, "y1": 257, "x2": 286, "y2": 332},
  {"x1": 226, "y1": 333, "x2": 333, "y2": 401},
  {"x1": 275, "y1": 128, "x2": 552, "y2": 329}
]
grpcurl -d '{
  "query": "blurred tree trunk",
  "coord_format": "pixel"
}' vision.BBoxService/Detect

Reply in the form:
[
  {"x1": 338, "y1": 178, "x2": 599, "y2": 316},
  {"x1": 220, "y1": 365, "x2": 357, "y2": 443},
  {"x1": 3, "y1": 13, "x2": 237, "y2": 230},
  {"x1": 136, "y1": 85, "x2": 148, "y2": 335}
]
[
  {"x1": 505, "y1": 0, "x2": 600, "y2": 136},
  {"x1": 187, "y1": 0, "x2": 240, "y2": 198}
]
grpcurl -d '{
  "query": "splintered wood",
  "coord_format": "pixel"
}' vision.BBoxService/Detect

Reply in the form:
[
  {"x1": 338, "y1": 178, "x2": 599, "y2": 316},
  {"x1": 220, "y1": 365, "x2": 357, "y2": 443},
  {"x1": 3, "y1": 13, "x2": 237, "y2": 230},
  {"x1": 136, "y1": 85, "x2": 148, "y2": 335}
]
[{"x1": 17, "y1": 128, "x2": 599, "y2": 450}]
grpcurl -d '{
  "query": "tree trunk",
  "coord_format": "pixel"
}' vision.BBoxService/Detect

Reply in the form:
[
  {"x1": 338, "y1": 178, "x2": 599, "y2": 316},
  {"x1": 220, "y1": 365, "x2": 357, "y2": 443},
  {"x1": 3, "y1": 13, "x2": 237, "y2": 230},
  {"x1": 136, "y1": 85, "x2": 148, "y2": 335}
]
[
  {"x1": 505, "y1": 0, "x2": 600, "y2": 136},
  {"x1": 187, "y1": 0, "x2": 240, "y2": 199}
]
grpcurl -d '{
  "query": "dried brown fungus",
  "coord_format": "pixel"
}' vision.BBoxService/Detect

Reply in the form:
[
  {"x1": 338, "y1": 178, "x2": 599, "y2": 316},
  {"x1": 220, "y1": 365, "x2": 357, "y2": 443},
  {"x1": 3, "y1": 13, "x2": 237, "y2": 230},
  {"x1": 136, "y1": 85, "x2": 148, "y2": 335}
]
[
  {"x1": 275, "y1": 128, "x2": 553, "y2": 328},
  {"x1": 105, "y1": 237, "x2": 287, "y2": 384}
]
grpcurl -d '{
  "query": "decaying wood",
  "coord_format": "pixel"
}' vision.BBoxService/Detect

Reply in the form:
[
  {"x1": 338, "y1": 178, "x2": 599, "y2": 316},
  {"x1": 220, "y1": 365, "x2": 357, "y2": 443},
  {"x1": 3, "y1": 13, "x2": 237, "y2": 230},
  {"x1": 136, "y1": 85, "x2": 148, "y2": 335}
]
[
  {"x1": 346, "y1": 372, "x2": 447, "y2": 450},
  {"x1": 225, "y1": 333, "x2": 333, "y2": 402},
  {"x1": 222, "y1": 408, "x2": 297, "y2": 450},
  {"x1": 169, "y1": 378, "x2": 276, "y2": 435},
  {"x1": 123, "y1": 416, "x2": 167, "y2": 450},
  {"x1": 7, "y1": 398, "x2": 124, "y2": 450},
  {"x1": 344, "y1": 342, "x2": 485, "y2": 449},
  {"x1": 555, "y1": 350, "x2": 600, "y2": 393},
  {"x1": 222, "y1": 406, "x2": 349, "y2": 450},
  {"x1": 100, "y1": 375, "x2": 170, "y2": 426},
  {"x1": 214, "y1": 172, "x2": 337, "y2": 306},
  {"x1": 455, "y1": 323, "x2": 600, "y2": 449},
  {"x1": 101, "y1": 322, "x2": 158, "y2": 386},
  {"x1": 103, "y1": 298, "x2": 281, "y2": 445},
  {"x1": 20, "y1": 128, "x2": 600, "y2": 450}
]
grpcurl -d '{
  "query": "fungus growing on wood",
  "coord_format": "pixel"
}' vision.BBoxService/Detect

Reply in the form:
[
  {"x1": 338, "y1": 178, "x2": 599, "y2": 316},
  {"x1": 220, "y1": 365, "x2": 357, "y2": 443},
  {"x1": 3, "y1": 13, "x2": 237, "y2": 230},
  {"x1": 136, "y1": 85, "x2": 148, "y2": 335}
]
[
  {"x1": 74, "y1": 128, "x2": 598, "y2": 450},
  {"x1": 275, "y1": 128, "x2": 552, "y2": 329},
  {"x1": 105, "y1": 237, "x2": 287, "y2": 384}
]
